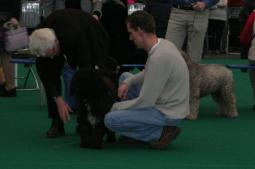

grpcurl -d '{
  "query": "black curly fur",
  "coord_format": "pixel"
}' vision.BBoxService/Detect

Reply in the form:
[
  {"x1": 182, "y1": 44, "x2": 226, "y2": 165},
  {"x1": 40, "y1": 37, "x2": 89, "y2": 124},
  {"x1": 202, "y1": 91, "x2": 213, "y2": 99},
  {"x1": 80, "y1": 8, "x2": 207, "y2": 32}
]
[{"x1": 71, "y1": 68, "x2": 117, "y2": 149}]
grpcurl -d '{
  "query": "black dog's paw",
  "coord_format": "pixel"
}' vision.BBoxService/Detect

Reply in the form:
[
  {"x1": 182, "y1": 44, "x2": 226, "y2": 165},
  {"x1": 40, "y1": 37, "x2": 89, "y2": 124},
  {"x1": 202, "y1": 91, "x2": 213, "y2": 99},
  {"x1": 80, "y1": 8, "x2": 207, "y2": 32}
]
[
  {"x1": 76, "y1": 125, "x2": 82, "y2": 135},
  {"x1": 80, "y1": 142, "x2": 102, "y2": 149},
  {"x1": 80, "y1": 137, "x2": 103, "y2": 149},
  {"x1": 80, "y1": 141, "x2": 90, "y2": 148},
  {"x1": 105, "y1": 134, "x2": 116, "y2": 143},
  {"x1": 105, "y1": 136, "x2": 116, "y2": 143}
]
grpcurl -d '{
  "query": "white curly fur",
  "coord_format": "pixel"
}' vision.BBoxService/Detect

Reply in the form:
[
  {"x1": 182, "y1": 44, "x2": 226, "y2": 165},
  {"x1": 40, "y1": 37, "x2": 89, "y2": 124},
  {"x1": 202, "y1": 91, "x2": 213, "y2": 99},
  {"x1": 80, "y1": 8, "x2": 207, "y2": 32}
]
[{"x1": 181, "y1": 51, "x2": 238, "y2": 120}]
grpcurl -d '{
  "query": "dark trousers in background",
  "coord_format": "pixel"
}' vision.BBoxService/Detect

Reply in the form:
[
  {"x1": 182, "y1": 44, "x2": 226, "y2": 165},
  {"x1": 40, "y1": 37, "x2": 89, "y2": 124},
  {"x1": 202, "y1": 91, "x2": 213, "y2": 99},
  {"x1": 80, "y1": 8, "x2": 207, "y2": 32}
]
[
  {"x1": 145, "y1": 0, "x2": 172, "y2": 38},
  {"x1": 208, "y1": 19, "x2": 226, "y2": 51}
]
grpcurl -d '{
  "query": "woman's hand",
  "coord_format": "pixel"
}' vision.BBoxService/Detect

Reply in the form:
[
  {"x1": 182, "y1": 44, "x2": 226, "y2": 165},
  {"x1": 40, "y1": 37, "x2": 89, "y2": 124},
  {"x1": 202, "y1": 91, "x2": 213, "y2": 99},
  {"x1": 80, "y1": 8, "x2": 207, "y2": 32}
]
[{"x1": 55, "y1": 96, "x2": 72, "y2": 123}]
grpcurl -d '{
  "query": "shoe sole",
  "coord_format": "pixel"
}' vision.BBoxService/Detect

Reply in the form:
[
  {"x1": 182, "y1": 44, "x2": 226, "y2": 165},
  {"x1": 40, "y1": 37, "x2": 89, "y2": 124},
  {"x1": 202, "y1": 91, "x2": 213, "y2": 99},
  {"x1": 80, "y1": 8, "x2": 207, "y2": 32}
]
[
  {"x1": 46, "y1": 131, "x2": 65, "y2": 138},
  {"x1": 149, "y1": 127, "x2": 181, "y2": 150}
]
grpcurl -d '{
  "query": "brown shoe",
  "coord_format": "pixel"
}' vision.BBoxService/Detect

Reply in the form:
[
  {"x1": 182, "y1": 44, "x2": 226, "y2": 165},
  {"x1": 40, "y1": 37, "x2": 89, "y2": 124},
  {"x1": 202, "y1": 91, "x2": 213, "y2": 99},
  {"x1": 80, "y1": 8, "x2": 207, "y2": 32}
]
[
  {"x1": 46, "y1": 118, "x2": 65, "y2": 138},
  {"x1": 149, "y1": 126, "x2": 181, "y2": 149}
]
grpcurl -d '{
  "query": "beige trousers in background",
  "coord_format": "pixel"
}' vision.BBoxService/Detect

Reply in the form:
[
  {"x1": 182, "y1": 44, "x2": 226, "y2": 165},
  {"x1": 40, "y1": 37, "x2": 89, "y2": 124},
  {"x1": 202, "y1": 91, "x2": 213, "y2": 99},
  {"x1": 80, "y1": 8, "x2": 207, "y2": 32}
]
[
  {"x1": 0, "y1": 53, "x2": 15, "y2": 89},
  {"x1": 165, "y1": 8, "x2": 209, "y2": 62}
]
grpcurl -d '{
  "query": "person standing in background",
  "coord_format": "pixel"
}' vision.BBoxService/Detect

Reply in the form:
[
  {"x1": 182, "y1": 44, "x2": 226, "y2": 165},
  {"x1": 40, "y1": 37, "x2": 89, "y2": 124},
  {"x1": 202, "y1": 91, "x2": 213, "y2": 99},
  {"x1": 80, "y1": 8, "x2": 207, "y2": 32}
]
[
  {"x1": 0, "y1": 0, "x2": 20, "y2": 97},
  {"x1": 100, "y1": 0, "x2": 128, "y2": 65},
  {"x1": 165, "y1": 0, "x2": 219, "y2": 62},
  {"x1": 239, "y1": 0, "x2": 255, "y2": 59},
  {"x1": 42, "y1": 0, "x2": 103, "y2": 19},
  {"x1": 208, "y1": 0, "x2": 228, "y2": 54},
  {"x1": 240, "y1": 9, "x2": 255, "y2": 109}
]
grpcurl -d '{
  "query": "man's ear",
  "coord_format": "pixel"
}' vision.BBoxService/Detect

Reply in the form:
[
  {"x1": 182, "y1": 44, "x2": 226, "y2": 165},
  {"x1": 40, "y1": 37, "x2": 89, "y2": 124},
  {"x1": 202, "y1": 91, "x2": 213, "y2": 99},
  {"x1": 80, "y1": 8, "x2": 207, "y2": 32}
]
[
  {"x1": 55, "y1": 39, "x2": 59, "y2": 47},
  {"x1": 137, "y1": 27, "x2": 144, "y2": 36},
  {"x1": 137, "y1": 27, "x2": 143, "y2": 33}
]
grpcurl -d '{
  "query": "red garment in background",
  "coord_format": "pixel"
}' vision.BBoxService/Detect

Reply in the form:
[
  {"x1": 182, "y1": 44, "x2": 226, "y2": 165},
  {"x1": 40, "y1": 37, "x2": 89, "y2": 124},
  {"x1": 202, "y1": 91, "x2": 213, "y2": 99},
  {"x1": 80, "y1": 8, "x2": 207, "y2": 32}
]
[
  {"x1": 240, "y1": 11, "x2": 255, "y2": 47},
  {"x1": 228, "y1": 0, "x2": 244, "y2": 6},
  {"x1": 128, "y1": 0, "x2": 135, "y2": 4}
]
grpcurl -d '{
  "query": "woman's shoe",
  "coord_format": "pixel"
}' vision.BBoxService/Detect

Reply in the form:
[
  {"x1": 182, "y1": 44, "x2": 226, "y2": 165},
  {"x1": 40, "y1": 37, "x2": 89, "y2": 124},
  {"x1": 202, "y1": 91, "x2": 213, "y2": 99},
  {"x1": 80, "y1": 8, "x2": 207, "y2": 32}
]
[
  {"x1": 0, "y1": 83, "x2": 5, "y2": 92},
  {"x1": 46, "y1": 118, "x2": 65, "y2": 138},
  {"x1": 215, "y1": 50, "x2": 221, "y2": 55},
  {"x1": 0, "y1": 87, "x2": 16, "y2": 97}
]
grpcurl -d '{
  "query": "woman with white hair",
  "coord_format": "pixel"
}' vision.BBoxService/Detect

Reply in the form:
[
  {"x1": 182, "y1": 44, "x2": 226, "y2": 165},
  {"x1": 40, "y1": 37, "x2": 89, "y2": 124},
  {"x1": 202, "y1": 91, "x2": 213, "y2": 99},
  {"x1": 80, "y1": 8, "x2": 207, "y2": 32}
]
[{"x1": 29, "y1": 9, "x2": 110, "y2": 138}]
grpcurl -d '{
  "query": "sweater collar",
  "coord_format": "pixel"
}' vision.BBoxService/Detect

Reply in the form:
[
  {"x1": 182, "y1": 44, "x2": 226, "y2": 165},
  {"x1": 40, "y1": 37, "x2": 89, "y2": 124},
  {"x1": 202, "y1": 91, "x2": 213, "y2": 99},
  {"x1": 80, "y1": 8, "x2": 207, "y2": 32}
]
[{"x1": 148, "y1": 38, "x2": 160, "y2": 55}]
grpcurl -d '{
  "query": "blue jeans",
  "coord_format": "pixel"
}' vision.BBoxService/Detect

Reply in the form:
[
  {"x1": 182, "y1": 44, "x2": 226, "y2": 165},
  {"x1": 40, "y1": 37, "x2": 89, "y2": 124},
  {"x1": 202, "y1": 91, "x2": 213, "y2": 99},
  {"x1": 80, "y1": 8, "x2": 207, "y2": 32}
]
[
  {"x1": 104, "y1": 72, "x2": 181, "y2": 142},
  {"x1": 63, "y1": 63, "x2": 77, "y2": 110}
]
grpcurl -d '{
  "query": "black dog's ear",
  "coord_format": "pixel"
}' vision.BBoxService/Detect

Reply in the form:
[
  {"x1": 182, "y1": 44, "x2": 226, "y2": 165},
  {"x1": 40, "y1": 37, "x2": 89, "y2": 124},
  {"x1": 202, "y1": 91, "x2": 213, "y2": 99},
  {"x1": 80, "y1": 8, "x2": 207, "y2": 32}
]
[
  {"x1": 105, "y1": 57, "x2": 120, "y2": 73},
  {"x1": 70, "y1": 69, "x2": 105, "y2": 99},
  {"x1": 70, "y1": 69, "x2": 91, "y2": 98}
]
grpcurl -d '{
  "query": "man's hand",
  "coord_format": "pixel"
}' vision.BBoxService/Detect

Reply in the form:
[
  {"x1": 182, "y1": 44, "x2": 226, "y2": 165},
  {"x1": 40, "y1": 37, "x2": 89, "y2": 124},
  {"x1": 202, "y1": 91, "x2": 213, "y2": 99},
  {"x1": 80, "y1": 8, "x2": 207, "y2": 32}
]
[
  {"x1": 55, "y1": 96, "x2": 72, "y2": 123},
  {"x1": 193, "y1": 2, "x2": 206, "y2": 11},
  {"x1": 118, "y1": 83, "x2": 129, "y2": 100}
]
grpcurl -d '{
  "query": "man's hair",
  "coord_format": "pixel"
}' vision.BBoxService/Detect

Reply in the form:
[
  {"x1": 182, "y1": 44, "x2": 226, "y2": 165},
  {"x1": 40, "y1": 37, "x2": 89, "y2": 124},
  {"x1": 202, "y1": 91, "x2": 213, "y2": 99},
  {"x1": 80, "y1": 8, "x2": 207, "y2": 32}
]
[
  {"x1": 29, "y1": 28, "x2": 56, "y2": 57},
  {"x1": 126, "y1": 11, "x2": 155, "y2": 34}
]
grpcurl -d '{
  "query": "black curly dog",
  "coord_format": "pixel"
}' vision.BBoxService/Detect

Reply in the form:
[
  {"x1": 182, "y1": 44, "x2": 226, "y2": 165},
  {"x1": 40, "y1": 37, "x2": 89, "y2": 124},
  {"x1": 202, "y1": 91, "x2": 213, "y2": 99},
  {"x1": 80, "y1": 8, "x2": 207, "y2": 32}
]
[{"x1": 70, "y1": 67, "x2": 118, "y2": 149}]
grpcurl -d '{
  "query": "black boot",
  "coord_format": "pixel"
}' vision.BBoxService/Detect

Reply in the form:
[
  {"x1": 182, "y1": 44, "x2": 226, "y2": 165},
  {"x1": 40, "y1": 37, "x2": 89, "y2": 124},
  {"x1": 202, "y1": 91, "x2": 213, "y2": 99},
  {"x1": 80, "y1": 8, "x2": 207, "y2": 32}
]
[
  {"x1": 0, "y1": 87, "x2": 16, "y2": 97},
  {"x1": 46, "y1": 118, "x2": 65, "y2": 138},
  {"x1": 0, "y1": 83, "x2": 5, "y2": 92}
]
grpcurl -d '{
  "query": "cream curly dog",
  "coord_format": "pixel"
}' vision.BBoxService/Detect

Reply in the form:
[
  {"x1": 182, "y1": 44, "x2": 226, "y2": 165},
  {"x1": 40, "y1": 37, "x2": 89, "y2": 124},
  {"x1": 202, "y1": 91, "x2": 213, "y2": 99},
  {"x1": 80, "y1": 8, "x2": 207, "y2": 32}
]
[{"x1": 181, "y1": 51, "x2": 238, "y2": 120}]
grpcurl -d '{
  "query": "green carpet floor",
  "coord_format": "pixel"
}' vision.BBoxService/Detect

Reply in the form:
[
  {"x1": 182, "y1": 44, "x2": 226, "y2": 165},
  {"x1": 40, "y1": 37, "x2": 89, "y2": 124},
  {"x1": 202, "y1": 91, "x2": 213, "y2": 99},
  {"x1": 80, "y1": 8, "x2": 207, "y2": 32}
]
[{"x1": 0, "y1": 58, "x2": 255, "y2": 169}]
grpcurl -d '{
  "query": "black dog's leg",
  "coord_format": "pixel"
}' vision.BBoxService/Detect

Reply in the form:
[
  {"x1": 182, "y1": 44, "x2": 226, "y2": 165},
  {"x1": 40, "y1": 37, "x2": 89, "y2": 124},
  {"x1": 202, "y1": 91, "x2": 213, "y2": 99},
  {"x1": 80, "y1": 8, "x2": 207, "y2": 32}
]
[
  {"x1": 76, "y1": 101, "x2": 94, "y2": 148},
  {"x1": 105, "y1": 128, "x2": 116, "y2": 142},
  {"x1": 88, "y1": 123, "x2": 105, "y2": 149},
  {"x1": 79, "y1": 123, "x2": 93, "y2": 148}
]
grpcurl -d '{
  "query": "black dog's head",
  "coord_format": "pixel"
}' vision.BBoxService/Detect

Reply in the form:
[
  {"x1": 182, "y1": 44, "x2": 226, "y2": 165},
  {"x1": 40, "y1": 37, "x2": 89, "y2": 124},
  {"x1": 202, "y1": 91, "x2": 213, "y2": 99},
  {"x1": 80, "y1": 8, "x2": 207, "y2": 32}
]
[{"x1": 71, "y1": 70, "x2": 106, "y2": 100}]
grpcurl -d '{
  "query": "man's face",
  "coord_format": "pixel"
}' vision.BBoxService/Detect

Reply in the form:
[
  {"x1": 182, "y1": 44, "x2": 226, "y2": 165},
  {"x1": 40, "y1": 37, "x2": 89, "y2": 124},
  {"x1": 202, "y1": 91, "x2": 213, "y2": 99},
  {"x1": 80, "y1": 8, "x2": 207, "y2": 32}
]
[{"x1": 127, "y1": 22, "x2": 143, "y2": 49}]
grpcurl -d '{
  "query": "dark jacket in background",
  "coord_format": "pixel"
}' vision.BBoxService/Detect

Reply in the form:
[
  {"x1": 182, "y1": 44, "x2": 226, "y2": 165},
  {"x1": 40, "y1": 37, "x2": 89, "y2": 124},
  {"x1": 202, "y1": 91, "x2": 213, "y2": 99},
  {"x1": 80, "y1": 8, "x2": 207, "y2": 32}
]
[
  {"x1": 101, "y1": 0, "x2": 128, "y2": 65},
  {"x1": 145, "y1": 0, "x2": 172, "y2": 38},
  {"x1": 65, "y1": 0, "x2": 81, "y2": 9},
  {"x1": 0, "y1": 0, "x2": 20, "y2": 22}
]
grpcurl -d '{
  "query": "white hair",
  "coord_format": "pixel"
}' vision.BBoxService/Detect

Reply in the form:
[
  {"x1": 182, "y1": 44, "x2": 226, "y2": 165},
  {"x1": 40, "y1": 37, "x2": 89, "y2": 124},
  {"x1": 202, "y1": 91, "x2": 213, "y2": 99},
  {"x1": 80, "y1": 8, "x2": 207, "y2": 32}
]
[{"x1": 29, "y1": 28, "x2": 56, "y2": 57}]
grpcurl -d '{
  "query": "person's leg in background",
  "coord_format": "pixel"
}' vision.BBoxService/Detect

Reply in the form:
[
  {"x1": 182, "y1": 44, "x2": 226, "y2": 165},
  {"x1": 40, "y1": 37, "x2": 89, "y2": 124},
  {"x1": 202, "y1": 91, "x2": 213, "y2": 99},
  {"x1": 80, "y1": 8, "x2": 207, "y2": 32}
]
[
  {"x1": 187, "y1": 10, "x2": 209, "y2": 62},
  {"x1": 63, "y1": 63, "x2": 77, "y2": 111},
  {"x1": 249, "y1": 60, "x2": 255, "y2": 109},
  {"x1": 165, "y1": 8, "x2": 188, "y2": 50},
  {"x1": 0, "y1": 27, "x2": 6, "y2": 89},
  {"x1": 0, "y1": 53, "x2": 16, "y2": 97},
  {"x1": 207, "y1": 19, "x2": 216, "y2": 54},
  {"x1": 214, "y1": 19, "x2": 226, "y2": 54},
  {"x1": 0, "y1": 56, "x2": 6, "y2": 90},
  {"x1": 240, "y1": 45, "x2": 249, "y2": 59}
]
